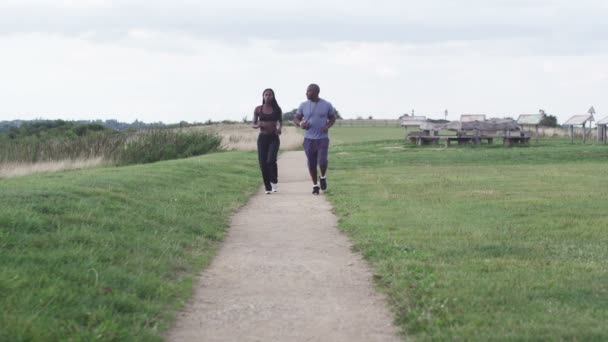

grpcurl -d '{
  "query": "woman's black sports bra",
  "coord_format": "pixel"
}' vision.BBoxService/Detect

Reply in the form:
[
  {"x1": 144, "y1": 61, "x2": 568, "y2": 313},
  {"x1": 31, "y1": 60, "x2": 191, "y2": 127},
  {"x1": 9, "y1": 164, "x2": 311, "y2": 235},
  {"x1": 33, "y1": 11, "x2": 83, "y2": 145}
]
[{"x1": 258, "y1": 107, "x2": 281, "y2": 122}]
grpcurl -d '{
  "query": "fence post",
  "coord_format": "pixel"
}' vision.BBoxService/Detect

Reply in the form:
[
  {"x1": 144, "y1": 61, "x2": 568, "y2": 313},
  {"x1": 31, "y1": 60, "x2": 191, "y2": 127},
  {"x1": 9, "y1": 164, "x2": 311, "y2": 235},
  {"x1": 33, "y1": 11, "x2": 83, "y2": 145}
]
[{"x1": 583, "y1": 123, "x2": 586, "y2": 144}]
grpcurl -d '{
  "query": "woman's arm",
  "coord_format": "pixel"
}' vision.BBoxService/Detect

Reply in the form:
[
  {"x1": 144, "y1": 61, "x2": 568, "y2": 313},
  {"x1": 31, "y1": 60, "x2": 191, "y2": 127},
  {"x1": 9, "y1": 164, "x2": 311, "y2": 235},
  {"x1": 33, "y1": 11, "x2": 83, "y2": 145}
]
[
  {"x1": 252, "y1": 107, "x2": 260, "y2": 128},
  {"x1": 276, "y1": 111, "x2": 282, "y2": 135}
]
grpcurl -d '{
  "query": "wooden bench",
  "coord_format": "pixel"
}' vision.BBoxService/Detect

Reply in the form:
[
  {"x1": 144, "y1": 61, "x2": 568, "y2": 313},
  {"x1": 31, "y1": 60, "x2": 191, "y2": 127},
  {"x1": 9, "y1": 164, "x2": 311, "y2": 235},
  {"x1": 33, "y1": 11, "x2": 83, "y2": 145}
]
[
  {"x1": 501, "y1": 135, "x2": 530, "y2": 146},
  {"x1": 445, "y1": 136, "x2": 494, "y2": 146},
  {"x1": 408, "y1": 131, "x2": 441, "y2": 146},
  {"x1": 408, "y1": 135, "x2": 495, "y2": 146},
  {"x1": 408, "y1": 135, "x2": 440, "y2": 146}
]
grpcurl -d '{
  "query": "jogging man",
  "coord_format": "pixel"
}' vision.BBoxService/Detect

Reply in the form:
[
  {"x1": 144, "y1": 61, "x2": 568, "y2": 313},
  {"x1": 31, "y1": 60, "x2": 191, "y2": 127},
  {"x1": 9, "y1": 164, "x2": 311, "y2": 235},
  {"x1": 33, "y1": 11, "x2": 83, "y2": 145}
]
[{"x1": 294, "y1": 83, "x2": 337, "y2": 195}]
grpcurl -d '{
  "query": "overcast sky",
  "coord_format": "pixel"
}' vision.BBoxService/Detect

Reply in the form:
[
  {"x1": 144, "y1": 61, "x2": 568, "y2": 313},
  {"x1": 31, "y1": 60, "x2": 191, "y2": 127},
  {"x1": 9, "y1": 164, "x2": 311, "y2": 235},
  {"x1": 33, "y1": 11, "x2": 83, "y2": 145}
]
[{"x1": 1, "y1": 0, "x2": 607, "y2": 123}]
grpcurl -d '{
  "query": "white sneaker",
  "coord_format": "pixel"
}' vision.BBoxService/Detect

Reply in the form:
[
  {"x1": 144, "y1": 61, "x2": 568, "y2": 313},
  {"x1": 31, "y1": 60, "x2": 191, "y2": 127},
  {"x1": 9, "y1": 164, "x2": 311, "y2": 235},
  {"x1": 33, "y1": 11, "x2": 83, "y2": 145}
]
[
  {"x1": 265, "y1": 190, "x2": 271, "y2": 194},
  {"x1": 271, "y1": 183, "x2": 278, "y2": 193}
]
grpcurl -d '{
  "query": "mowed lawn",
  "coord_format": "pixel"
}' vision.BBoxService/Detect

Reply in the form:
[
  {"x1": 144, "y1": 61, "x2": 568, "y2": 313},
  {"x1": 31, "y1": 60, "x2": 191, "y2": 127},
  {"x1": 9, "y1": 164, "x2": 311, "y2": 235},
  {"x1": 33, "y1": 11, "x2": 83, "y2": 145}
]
[
  {"x1": 0, "y1": 151, "x2": 260, "y2": 341},
  {"x1": 327, "y1": 128, "x2": 608, "y2": 340},
  {"x1": 329, "y1": 126, "x2": 404, "y2": 145}
]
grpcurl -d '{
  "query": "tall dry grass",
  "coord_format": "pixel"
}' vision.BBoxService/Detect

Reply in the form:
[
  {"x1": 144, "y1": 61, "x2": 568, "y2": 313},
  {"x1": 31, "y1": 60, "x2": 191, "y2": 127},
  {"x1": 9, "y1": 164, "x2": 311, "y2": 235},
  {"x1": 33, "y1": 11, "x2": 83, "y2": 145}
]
[
  {"x1": 0, "y1": 158, "x2": 107, "y2": 178},
  {"x1": 0, "y1": 133, "x2": 128, "y2": 163},
  {"x1": 189, "y1": 124, "x2": 303, "y2": 151},
  {"x1": 0, "y1": 128, "x2": 221, "y2": 178},
  {"x1": 0, "y1": 124, "x2": 303, "y2": 178}
]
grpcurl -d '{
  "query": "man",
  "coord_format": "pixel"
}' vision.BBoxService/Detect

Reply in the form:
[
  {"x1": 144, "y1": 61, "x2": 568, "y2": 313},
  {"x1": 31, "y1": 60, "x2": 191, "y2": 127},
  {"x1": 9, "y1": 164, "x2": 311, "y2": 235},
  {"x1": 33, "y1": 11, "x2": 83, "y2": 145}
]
[{"x1": 294, "y1": 83, "x2": 337, "y2": 195}]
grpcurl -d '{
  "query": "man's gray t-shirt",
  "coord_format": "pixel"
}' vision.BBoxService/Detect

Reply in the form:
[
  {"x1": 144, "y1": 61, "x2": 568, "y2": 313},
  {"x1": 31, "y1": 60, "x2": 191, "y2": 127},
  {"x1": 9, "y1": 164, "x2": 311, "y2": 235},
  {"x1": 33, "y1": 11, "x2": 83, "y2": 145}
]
[{"x1": 297, "y1": 98, "x2": 336, "y2": 139}]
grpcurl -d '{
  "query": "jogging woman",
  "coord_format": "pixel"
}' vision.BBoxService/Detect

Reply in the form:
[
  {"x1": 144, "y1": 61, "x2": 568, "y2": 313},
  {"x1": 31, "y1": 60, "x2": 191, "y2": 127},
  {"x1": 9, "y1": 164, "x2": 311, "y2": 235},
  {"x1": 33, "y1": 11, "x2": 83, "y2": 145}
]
[{"x1": 253, "y1": 88, "x2": 282, "y2": 194}]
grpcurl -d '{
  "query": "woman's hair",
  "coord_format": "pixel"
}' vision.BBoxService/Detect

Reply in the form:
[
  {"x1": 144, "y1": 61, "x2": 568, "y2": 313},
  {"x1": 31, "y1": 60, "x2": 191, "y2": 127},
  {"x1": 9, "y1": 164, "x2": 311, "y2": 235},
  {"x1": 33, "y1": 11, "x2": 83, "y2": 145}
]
[{"x1": 262, "y1": 88, "x2": 282, "y2": 114}]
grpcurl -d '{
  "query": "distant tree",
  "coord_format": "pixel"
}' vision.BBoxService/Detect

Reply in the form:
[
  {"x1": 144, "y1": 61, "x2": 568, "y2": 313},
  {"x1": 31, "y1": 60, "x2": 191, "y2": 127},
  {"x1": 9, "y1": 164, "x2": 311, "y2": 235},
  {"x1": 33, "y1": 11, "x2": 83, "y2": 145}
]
[
  {"x1": 131, "y1": 119, "x2": 146, "y2": 129},
  {"x1": 282, "y1": 108, "x2": 297, "y2": 122},
  {"x1": 540, "y1": 114, "x2": 558, "y2": 127},
  {"x1": 368, "y1": 115, "x2": 373, "y2": 120},
  {"x1": 73, "y1": 123, "x2": 106, "y2": 136},
  {"x1": 1, "y1": 120, "x2": 113, "y2": 140},
  {"x1": 334, "y1": 109, "x2": 343, "y2": 120},
  {"x1": 221, "y1": 120, "x2": 239, "y2": 124},
  {"x1": 104, "y1": 119, "x2": 121, "y2": 130},
  {"x1": 281, "y1": 108, "x2": 343, "y2": 121},
  {"x1": 0, "y1": 118, "x2": 180, "y2": 134}
]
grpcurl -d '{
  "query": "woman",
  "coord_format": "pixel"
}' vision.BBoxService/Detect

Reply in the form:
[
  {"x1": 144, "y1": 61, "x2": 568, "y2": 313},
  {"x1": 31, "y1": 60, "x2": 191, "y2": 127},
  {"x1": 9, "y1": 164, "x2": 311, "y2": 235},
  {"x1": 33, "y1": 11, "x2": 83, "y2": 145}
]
[{"x1": 253, "y1": 88, "x2": 282, "y2": 194}]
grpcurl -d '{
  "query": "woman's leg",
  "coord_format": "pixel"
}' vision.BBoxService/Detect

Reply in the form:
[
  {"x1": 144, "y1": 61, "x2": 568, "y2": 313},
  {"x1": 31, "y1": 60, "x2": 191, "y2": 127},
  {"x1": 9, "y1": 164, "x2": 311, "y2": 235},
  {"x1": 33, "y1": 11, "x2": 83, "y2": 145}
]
[
  {"x1": 267, "y1": 136, "x2": 280, "y2": 185},
  {"x1": 257, "y1": 135, "x2": 271, "y2": 191}
]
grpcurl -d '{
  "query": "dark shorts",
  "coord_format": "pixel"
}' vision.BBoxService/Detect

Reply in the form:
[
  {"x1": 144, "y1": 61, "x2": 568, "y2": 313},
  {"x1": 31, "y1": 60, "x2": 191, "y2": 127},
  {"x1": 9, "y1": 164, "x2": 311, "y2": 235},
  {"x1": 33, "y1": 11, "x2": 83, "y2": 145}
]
[{"x1": 303, "y1": 138, "x2": 329, "y2": 170}]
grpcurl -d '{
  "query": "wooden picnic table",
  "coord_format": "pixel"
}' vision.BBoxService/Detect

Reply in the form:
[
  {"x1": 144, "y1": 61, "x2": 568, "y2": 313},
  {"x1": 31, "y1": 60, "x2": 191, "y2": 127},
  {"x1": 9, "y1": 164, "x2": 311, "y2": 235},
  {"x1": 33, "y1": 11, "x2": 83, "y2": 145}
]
[{"x1": 408, "y1": 132, "x2": 531, "y2": 147}]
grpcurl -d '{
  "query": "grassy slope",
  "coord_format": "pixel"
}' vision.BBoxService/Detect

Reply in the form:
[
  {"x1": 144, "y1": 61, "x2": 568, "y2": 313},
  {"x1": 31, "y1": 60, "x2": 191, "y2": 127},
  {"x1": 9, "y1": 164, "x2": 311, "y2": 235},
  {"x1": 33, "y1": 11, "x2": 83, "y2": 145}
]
[
  {"x1": 0, "y1": 151, "x2": 260, "y2": 341},
  {"x1": 327, "y1": 129, "x2": 608, "y2": 340}
]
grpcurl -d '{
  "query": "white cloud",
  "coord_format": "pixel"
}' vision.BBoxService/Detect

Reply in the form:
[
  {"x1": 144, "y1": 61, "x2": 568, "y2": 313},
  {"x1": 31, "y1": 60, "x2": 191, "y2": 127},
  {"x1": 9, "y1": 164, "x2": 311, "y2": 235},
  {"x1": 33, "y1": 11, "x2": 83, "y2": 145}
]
[
  {"x1": 3, "y1": 1, "x2": 608, "y2": 45},
  {"x1": 1, "y1": 1, "x2": 607, "y2": 124}
]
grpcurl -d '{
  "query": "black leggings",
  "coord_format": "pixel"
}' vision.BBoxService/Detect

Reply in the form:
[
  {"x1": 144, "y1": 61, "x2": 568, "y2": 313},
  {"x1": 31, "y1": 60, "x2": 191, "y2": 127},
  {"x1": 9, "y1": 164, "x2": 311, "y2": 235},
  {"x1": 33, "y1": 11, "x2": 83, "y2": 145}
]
[{"x1": 257, "y1": 134, "x2": 280, "y2": 191}]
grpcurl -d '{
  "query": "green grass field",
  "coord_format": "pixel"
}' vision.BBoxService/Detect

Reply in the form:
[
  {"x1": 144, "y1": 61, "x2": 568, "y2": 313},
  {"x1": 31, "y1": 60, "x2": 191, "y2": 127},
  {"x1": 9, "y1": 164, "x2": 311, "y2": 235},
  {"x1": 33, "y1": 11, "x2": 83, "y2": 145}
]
[
  {"x1": 3, "y1": 125, "x2": 607, "y2": 341},
  {"x1": 327, "y1": 127, "x2": 608, "y2": 340},
  {"x1": 0, "y1": 151, "x2": 260, "y2": 341},
  {"x1": 330, "y1": 126, "x2": 405, "y2": 145}
]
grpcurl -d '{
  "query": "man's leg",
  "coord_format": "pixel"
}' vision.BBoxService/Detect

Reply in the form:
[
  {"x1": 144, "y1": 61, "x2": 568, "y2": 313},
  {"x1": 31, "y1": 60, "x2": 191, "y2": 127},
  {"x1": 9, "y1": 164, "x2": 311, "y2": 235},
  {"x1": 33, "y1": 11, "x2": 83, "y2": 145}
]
[
  {"x1": 309, "y1": 167, "x2": 320, "y2": 194},
  {"x1": 318, "y1": 138, "x2": 330, "y2": 191},
  {"x1": 319, "y1": 164, "x2": 327, "y2": 177},
  {"x1": 303, "y1": 138, "x2": 320, "y2": 194},
  {"x1": 309, "y1": 168, "x2": 318, "y2": 184}
]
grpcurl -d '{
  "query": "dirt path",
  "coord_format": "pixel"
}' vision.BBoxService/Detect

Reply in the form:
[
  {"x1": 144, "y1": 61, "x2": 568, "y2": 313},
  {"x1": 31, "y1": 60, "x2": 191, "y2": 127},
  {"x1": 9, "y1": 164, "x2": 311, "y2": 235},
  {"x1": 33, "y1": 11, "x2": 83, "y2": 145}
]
[{"x1": 167, "y1": 151, "x2": 401, "y2": 341}]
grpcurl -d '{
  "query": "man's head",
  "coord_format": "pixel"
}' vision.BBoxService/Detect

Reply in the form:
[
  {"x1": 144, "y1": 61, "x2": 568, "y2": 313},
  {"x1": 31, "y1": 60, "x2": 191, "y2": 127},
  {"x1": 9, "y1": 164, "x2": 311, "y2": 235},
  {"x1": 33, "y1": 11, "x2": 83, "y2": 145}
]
[{"x1": 306, "y1": 84, "x2": 320, "y2": 101}]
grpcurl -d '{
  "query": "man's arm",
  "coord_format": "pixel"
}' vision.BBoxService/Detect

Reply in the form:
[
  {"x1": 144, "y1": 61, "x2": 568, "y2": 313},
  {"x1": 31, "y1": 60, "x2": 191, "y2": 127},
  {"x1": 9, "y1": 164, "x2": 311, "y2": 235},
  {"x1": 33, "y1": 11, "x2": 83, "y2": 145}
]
[
  {"x1": 294, "y1": 103, "x2": 309, "y2": 129},
  {"x1": 322, "y1": 107, "x2": 337, "y2": 132},
  {"x1": 294, "y1": 113, "x2": 310, "y2": 129},
  {"x1": 293, "y1": 112, "x2": 303, "y2": 127}
]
